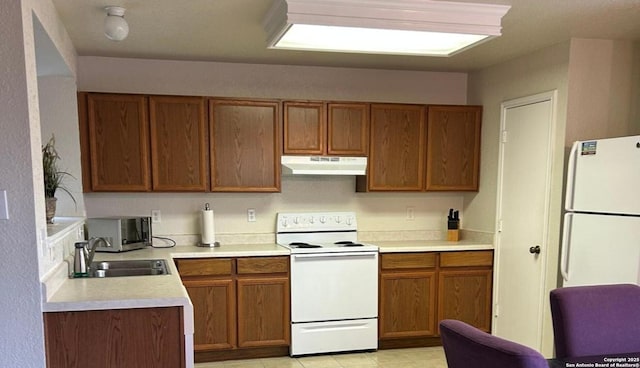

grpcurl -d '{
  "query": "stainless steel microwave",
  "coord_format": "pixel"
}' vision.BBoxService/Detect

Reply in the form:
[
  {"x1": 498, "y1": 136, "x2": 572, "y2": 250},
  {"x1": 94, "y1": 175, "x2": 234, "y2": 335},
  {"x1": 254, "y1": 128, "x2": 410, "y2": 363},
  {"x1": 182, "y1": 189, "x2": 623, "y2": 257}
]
[{"x1": 86, "y1": 217, "x2": 152, "y2": 252}]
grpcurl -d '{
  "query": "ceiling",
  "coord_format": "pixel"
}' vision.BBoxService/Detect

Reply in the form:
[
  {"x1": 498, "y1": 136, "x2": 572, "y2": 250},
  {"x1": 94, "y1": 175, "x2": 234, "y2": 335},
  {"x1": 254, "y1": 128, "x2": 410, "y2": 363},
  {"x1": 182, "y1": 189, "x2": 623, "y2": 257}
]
[{"x1": 52, "y1": 0, "x2": 640, "y2": 72}]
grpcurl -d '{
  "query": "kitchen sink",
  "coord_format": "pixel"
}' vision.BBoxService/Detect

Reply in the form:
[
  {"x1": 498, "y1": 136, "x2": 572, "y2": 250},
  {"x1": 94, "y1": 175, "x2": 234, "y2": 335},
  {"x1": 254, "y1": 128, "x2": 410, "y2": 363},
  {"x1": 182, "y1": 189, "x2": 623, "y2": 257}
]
[{"x1": 88, "y1": 259, "x2": 170, "y2": 278}]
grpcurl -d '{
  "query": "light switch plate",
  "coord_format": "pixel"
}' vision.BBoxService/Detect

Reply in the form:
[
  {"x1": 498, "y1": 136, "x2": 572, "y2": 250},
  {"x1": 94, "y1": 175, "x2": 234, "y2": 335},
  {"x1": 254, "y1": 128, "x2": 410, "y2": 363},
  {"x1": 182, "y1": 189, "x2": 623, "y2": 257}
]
[{"x1": 0, "y1": 190, "x2": 8, "y2": 220}]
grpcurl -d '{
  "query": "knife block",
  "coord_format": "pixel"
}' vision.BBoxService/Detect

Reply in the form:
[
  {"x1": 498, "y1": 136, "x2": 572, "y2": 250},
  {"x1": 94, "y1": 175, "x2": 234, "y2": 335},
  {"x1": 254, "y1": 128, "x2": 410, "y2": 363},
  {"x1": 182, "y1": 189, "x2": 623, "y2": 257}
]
[{"x1": 447, "y1": 229, "x2": 460, "y2": 242}]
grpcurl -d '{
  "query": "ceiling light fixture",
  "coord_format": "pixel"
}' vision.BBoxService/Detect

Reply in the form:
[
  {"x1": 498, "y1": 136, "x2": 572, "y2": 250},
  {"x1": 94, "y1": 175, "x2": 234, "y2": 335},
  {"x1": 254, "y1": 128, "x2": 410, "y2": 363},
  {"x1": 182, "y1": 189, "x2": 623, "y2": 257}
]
[
  {"x1": 104, "y1": 6, "x2": 129, "y2": 42},
  {"x1": 263, "y1": 0, "x2": 511, "y2": 57}
]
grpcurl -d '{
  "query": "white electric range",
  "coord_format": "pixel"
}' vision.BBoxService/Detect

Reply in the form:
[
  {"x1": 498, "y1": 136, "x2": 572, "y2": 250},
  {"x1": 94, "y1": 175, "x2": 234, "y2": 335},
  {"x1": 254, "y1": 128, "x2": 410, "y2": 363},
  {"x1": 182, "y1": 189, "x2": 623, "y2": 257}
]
[{"x1": 276, "y1": 212, "x2": 378, "y2": 356}]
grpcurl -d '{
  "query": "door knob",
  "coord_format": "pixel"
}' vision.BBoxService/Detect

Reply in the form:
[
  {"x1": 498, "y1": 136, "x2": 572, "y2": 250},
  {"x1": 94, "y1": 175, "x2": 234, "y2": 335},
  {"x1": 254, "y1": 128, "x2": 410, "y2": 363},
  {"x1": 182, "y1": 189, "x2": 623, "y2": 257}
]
[{"x1": 529, "y1": 245, "x2": 541, "y2": 254}]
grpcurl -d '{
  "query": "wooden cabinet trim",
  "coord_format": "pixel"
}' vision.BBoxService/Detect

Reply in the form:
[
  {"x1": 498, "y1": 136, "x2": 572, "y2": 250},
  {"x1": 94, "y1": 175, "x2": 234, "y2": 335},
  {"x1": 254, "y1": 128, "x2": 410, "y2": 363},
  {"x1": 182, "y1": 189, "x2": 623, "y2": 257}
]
[
  {"x1": 237, "y1": 256, "x2": 289, "y2": 275},
  {"x1": 381, "y1": 253, "x2": 437, "y2": 270},
  {"x1": 176, "y1": 258, "x2": 233, "y2": 277},
  {"x1": 440, "y1": 251, "x2": 493, "y2": 268}
]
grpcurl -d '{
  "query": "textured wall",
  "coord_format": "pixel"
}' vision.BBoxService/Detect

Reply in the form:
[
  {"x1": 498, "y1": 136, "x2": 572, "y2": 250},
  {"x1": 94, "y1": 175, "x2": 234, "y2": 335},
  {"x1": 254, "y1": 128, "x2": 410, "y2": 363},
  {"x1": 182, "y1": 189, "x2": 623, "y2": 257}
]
[{"x1": 0, "y1": 0, "x2": 76, "y2": 367}]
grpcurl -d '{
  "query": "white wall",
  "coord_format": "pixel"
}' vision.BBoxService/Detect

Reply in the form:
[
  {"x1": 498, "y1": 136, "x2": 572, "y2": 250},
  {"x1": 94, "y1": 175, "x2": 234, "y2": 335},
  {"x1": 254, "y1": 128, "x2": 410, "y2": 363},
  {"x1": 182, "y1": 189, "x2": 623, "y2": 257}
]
[
  {"x1": 565, "y1": 38, "x2": 637, "y2": 143},
  {"x1": 78, "y1": 57, "x2": 470, "y2": 240},
  {"x1": 467, "y1": 41, "x2": 571, "y2": 356},
  {"x1": 0, "y1": 0, "x2": 76, "y2": 366}
]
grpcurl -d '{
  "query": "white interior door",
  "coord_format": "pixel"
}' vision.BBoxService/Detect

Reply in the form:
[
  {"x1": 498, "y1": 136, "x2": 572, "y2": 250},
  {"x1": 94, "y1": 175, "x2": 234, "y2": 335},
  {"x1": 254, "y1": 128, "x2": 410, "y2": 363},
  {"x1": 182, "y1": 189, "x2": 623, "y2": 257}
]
[{"x1": 493, "y1": 92, "x2": 555, "y2": 350}]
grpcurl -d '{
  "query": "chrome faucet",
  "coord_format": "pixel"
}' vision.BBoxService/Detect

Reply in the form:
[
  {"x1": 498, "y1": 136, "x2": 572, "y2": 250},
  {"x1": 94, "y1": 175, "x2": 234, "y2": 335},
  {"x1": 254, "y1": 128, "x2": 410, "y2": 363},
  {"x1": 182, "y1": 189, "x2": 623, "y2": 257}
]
[{"x1": 73, "y1": 237, "x2": 109, "y2": 277}]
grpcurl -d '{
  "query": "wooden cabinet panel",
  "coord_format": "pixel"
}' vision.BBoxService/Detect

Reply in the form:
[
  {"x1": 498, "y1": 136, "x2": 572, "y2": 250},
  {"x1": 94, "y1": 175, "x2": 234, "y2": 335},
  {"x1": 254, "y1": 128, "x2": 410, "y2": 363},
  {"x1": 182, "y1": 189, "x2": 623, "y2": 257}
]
[
  {"x1": 209, "y1": 99, "x2": 281, "y2": 192},
  {"x1": 327, "y1": 103, "x2": 369, "y2": 156},
  {"x1": 367, "y1": 104, "x2": 426, "y2": 191},
  {"x1": 379, "y1": 271, "x2": 437, "y2": 339},
  {"x1": 87, "y1": 93, "x2": 150, "y2": 191},
  {"x1": 176, "y1": 258, "x2": 233, "y2": 277},
  {"x1": 440, "y1": 250, "x2": 493, "y2": 268},
  {"x1": 183, "y1": 278, "x2": 236, "y2": 351},
  {"x1": 381, "y1": 253, "x2": 437, "y2": 270},
  {"x1": 438, "y1": 269, "x2": 493, "y2": 332},
  {"x1": 426, "y1": 105, "x2": 482, "y2": 191},
  {"x1": 44, "y1": 307, "x2": 184, "y2": 368},
  {"x1": 237, "y1": 276, "x2": 290, "y2": 348},
  {"x1": 149, "y1": 96, "x2": 208, "y2": 191},
  {"x1": 284, "y1": 101, "x2": 325, "y2": 154},
  {"x1": 237, "y1": 256, "x2": 289, "y2": 274}
]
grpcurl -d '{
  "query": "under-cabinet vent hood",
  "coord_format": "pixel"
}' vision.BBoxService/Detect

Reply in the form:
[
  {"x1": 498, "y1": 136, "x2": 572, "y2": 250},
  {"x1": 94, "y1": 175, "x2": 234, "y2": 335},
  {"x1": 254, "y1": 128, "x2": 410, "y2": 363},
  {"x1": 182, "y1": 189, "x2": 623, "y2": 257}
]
[{"x1": 281, "y1": 156, "x2": 367, "y2": 176}]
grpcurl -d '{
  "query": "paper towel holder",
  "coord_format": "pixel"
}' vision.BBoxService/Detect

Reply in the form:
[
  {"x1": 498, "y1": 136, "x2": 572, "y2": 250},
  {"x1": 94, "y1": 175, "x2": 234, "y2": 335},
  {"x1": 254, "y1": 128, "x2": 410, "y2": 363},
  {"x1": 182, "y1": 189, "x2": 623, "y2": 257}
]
[{"x1": 199, "y1": 203, "x2": 220, "y2": 247}]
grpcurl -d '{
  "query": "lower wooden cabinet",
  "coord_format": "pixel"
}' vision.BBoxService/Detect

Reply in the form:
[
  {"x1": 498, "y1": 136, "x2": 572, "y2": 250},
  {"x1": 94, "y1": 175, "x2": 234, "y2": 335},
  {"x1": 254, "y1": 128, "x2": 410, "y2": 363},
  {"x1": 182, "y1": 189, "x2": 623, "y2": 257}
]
[
  {"x1": 44, "y1": 307, "x2": 185, "y2": 368},
  {"x1": 438, "y1": 251, "x2": 493, "y2": 332},
  {"x1": 176, "y1": 256, "x2": 290, "y2": 362},
  {"x1": 378, "y1": 250, "x2": 493, "y2": 349}
]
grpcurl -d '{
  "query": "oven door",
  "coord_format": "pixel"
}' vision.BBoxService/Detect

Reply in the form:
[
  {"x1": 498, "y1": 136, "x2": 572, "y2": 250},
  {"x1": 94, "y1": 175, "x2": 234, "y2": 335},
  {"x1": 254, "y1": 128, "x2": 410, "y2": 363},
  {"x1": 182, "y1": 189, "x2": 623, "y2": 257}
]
[{"x1": 290, "y1": 251, "x2": 378, "y2": 322}]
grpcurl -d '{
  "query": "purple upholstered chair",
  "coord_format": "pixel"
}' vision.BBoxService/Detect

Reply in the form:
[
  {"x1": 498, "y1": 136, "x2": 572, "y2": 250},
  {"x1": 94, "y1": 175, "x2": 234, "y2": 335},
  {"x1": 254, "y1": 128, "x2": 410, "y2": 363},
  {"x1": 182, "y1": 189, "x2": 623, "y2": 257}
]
[
  {"x1": 550, "y1": 283, "x2": 640, "y2": 359},
  {"x1": 439, "y1": 319, "x2": 549, "y2": 368}
]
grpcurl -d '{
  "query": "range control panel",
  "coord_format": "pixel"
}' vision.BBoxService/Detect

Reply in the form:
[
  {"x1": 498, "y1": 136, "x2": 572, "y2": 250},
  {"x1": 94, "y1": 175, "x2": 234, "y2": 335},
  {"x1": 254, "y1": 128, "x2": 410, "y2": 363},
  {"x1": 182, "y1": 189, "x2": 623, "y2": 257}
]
[{"x1": 276, "y1": 212, "x2": 357, "y2": 233}]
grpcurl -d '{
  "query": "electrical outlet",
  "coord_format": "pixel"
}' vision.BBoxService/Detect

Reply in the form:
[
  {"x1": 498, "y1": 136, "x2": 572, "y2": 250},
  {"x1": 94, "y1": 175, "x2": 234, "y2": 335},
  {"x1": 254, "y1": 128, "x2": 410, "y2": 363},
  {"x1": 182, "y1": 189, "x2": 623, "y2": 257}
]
[
  {"x1": 151, "y1": 210, "x2": 161, "y2": 223},
  {"x1": 247, "y1": 208, "x2": 256, "y2": 222},
  {"x1": 406, "y1": 206, "x2": 415, "y2": 221}
]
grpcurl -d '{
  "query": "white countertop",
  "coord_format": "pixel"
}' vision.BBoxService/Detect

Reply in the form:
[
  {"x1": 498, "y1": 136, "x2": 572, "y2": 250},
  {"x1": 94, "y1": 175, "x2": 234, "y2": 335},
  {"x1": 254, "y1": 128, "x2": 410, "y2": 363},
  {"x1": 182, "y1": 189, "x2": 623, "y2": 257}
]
[
  {"x1": 42, "y1": 240, "x2": 492, "y2": 312},
  {"x1": 375, "y1": 240, "x2": 493, "y2": 253}
]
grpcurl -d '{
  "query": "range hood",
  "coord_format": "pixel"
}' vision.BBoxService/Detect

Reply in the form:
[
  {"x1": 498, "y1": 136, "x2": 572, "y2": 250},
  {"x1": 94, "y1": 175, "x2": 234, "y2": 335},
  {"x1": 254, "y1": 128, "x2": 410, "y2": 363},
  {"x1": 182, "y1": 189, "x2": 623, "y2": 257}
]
[{"x1": 281, "y1": 156, "x2": 367, "y2": 176}]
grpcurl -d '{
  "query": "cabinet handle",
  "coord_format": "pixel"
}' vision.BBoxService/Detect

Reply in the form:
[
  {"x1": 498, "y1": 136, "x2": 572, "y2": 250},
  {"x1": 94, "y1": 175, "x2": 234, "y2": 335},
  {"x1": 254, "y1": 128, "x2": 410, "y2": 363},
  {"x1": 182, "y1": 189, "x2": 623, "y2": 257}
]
[{"x1": 529, "y1": 245, "x2": 541, "y2": 254}]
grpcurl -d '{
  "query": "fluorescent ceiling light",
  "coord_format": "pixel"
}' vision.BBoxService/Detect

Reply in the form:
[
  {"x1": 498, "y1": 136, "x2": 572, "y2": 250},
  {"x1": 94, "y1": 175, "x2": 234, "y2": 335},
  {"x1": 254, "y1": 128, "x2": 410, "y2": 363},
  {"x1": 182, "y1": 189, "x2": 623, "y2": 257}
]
[{"x1": 263, "y1": 0, "x2": 511, "y2": 57}]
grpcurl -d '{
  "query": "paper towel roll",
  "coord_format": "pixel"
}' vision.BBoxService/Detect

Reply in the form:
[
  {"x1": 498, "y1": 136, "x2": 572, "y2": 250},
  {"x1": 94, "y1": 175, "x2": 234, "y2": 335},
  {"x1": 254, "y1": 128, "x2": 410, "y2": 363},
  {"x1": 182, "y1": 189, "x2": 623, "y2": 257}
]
[{"x1": 201, "y1": 209, "x2": 216, "y2": 245}]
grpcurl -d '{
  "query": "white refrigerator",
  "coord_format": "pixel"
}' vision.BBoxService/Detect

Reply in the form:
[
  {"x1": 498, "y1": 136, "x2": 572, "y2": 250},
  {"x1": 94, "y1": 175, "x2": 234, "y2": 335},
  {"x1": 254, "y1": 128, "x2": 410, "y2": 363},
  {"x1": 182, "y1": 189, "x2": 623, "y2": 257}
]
[{"x1": 561, "y1": 135, "x2": 640, "y2": 287}]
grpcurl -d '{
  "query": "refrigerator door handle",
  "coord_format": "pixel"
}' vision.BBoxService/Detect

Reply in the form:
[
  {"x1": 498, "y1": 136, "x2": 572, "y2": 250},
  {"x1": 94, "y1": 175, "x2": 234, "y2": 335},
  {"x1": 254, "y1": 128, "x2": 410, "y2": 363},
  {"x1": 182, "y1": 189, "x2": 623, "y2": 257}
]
[
  {"x1": 560, "y1": 213, "x2": 573, "y2": 282},
  {"x1": 564, "y1": 141, "x2": 580, "y2": 211}
]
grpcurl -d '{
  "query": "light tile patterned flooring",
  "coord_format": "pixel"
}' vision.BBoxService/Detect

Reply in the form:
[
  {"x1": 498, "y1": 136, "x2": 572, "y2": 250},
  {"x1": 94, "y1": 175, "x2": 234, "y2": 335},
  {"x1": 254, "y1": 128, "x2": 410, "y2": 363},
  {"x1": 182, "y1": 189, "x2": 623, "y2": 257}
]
[{"x1": 194, "y1": 347, "x2": 447, "y2": 368}]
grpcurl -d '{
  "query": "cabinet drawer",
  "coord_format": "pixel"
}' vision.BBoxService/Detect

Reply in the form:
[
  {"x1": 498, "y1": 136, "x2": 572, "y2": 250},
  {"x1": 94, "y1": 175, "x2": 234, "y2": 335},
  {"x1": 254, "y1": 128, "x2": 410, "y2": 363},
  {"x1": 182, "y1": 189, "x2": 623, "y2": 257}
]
[
  {"x1": 176, "y1": 258, "x2": 233, "y2": 277},
  {"x1": 440, "y1": 251, "x2": 493, "y2": 268},
  {"x1": 237, "y1": 256, "x2": 289, "y2": 275},
  {"x1": 381, "y1": 253, "x2": 437, "y2": 270}
]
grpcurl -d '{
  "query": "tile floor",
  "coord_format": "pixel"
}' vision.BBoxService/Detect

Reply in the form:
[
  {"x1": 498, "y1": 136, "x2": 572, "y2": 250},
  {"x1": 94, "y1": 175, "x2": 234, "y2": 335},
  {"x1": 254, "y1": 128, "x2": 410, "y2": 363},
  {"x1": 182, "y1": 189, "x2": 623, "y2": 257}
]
[{"x1": 194, "y1": 347, "x2": 447, "y2": 368}]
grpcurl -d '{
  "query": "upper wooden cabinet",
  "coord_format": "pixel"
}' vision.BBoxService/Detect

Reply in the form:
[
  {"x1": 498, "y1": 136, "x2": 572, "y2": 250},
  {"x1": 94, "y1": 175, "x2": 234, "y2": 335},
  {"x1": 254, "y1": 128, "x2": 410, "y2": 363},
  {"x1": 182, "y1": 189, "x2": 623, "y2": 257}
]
[
  {"x1": 426, "y1": 105, "x2": 482, "y2": 191},
  {"x1": 209, "y1": 99, "x2": 281, "y2": 192},
  {"x1": 149, "y1": 96, "x2": 208, "y2": 191},
  {"x1": 284, "y1": 101, "x2": 369, "y2": 156},
  {"x1": 362, "y1": 103, "x2": 426, "y2": 191},
  {"x1": 86, "y1": 93, "x2": 151, "y2": 191}
]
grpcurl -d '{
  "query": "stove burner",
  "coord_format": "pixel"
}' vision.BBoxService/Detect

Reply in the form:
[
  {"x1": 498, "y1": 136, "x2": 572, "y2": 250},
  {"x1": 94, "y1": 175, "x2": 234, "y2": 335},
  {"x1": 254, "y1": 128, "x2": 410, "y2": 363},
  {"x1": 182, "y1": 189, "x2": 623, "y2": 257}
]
[
  {"x1": 289, "y1": 242, "x2": 322, "y2": 248},
  {"x1": 335, "y1": 241, "x2": 364, "y2": 247}
]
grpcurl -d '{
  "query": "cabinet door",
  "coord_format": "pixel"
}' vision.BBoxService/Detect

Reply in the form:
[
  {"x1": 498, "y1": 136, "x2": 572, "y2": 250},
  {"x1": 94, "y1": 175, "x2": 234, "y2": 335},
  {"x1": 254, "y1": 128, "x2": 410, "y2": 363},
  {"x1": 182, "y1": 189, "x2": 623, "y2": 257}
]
[
  {"x1": 149, "y1": 96, "x2": 208, "y2": 191},
  {"x1": 210, "y1": 99, "x2": 281, "y2": 192},
  {"x1": 283, "y1": 101, "x2": 325, "y2": 155},
  {"x1": 380, "y1": 271, "x2": 437, "y2": 339},
  {"x1": 87, "y1": 93, "x2": 150, "y2": 191},
  {"x1": 328, "y1": 102, "x2": 369, "y2": 156},
  {"x1": 426, "y1": 105, "x2": 482, "y2": 191},
  {"x1": 237, "y1": 276, "x2": 290, "y2": 348},
  {"x1": 183, "y1": 278, "x2": 236, "y2": 351},
  {"x1": 438, "y1": 269, "x2": 492, "y2": 332},
  {"x1": 367, "y1": 104, "x2": 426, "y2": 191}
]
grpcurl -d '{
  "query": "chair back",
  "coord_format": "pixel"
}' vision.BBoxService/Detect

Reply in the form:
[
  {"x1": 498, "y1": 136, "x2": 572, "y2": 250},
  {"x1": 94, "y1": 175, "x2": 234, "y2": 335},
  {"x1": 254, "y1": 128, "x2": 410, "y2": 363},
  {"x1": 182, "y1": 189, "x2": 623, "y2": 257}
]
[
  {"x1": 439, "y1": 319, "x2": 548, "y2": 368},
  {"x1": 550, "y1": 283, "x2": 640, "y2": 359}
]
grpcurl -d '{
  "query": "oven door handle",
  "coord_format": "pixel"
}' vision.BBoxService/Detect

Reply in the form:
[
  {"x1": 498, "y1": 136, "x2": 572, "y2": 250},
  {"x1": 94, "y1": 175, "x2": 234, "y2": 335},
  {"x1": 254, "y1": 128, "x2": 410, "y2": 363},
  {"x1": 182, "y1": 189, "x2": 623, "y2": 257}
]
[{"x1": 292, "y1": 252, "x2": 378, "y2": 260}]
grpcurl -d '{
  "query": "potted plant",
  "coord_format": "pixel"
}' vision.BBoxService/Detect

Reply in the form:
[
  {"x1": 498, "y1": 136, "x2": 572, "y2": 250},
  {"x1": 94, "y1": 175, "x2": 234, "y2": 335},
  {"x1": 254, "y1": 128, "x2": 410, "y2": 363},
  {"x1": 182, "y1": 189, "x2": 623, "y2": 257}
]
[{"x1": 42, "y1": 135, "x2": 76, "y2": 223}]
